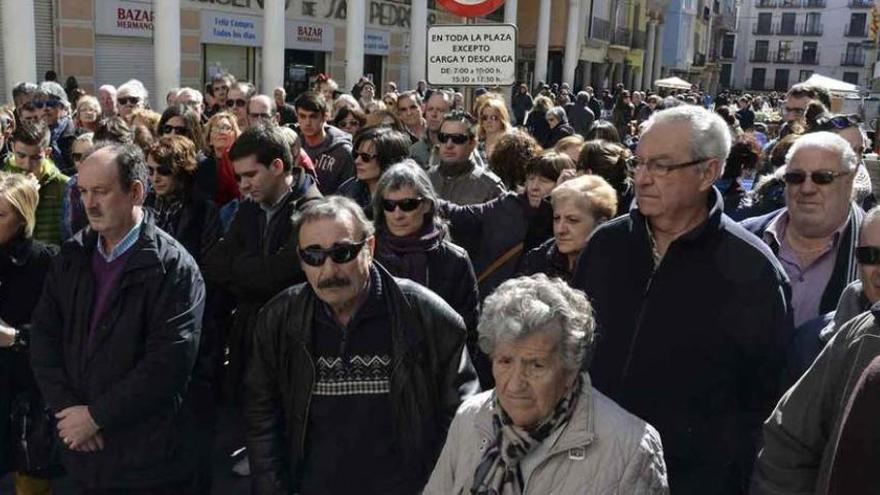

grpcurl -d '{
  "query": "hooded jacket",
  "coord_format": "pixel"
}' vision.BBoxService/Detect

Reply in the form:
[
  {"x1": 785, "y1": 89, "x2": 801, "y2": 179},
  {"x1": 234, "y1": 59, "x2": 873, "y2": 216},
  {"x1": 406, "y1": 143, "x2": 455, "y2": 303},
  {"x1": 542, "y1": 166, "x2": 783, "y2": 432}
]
[
  {"x1": 297, "y1": 124, "x2": 353, "y2": 195},
  {"x1": 2, "y1": 155, "x2": 69, "y2": 246},
  {"x1": 572, "y1": 188, "x2": 793, "y2": 494}
]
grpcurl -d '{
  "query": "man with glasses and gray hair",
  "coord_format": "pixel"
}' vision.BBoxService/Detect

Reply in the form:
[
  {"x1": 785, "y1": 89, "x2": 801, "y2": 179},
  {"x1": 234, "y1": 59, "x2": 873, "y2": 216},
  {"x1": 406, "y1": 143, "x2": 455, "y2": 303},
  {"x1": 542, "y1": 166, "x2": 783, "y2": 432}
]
[
  {"x1": 244, "y1": 195, "x2": 477, "y2": 494},
  {"x1": 571, "y1": 104, "x2": 792, "y2": 494}
]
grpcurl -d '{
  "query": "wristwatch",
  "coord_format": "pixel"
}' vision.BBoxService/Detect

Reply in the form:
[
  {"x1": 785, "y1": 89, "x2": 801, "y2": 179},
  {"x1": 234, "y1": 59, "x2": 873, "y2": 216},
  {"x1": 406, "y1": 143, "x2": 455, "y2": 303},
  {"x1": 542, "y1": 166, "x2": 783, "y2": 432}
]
[{"x1": 12, "y1": 328, "x2": 25, "y2": 348}]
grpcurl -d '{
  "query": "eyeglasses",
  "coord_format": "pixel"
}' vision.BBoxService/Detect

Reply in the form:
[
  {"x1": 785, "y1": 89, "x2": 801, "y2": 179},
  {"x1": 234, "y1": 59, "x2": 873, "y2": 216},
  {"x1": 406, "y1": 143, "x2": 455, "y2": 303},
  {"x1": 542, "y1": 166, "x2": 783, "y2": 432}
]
[
  {"x1": 782, "y1": 169, "x2": 850, "y2": 185},
  {"x1": 437, "y1": 132, "x2": 470, "y2": 145},
  {"x1": 72, "y1": 152, "x2": 85, "y2": 162},
  {"x1": 627, "y1": 156, "x2": 707, "y2": 177},
  {"x1": 382, "y1": 197, "x2": 424, "y2": 212},
  {"x1": 856, "y1": 246, "x2": 880, "y2": 265},
  {"x1": 340, "y1": 119, "x2": 361, "y2": 129},
  {"x1": 298, "y1": 240, "x2": 367, "y2": 267},
  {"x1": 148, "y1": 164, "x2": 174, "y2": 176},
  {"x1": 352, "y1": 151, "x2": 377, "y2": 162},
  {"x1": 161, "y1": 125, "x2": 190, "y2": 136},
  {"x1": 31, "y1": 99, "x2": 62, "y2": 109},
  {"x1": 212, "y1": 123, "x2": 234, "y2": 133},
  {"x1": 226, "y1": 99, "x2": 247, "y2": 108},
  {"x1": 117, "y1": 96, "x2": 141, "y2": 106},
  {"x1": 480, "y1": 114, "x2": 499, "y2": 122}
]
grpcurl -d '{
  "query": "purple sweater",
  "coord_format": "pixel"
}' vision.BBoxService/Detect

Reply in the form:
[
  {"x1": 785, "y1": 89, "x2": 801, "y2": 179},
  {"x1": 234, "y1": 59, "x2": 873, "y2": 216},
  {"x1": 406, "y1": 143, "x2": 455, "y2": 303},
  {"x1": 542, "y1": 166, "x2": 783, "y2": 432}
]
[{"x1": 88, "y1": 248, "x2": 135, "y2": 348}]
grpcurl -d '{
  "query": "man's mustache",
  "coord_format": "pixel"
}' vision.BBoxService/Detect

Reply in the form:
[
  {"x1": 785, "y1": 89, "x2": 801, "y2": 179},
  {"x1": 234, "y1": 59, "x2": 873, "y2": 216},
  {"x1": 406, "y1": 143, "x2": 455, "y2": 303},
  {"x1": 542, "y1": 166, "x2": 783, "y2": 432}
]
[{"x1": 318, "y1": 277, "x2": 350, "y2": 289}]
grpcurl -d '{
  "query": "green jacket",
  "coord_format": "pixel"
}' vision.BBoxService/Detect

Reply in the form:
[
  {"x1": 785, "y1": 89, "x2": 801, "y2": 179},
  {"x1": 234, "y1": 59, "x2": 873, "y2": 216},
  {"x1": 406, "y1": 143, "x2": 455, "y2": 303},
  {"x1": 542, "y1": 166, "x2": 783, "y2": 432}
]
[{"x1": 2, "y1": 155, "x2": 69, "y2": 246}]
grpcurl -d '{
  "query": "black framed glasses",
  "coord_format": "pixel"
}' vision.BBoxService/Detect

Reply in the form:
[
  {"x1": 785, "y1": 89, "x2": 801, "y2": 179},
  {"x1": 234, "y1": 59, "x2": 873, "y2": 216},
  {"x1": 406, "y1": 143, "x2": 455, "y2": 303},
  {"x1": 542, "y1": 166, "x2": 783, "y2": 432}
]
[
  {"x1": 382, "y1": 197, "x2": 424, "y2": 212},
  {"x1": 437, "y1": 132, "x2": 470, "y2": 145},
  {"x1": 226, "y1": 99, "x2": 247, "y2": 108},
  {"x1": 298, "y1": 240, "x2": 367, "y2": 267},
  {"x1": 856, "y1": 246, "x2": 880, "y2": 265},
  {"x1": 31, "y1": 99, "x2": 62, "y2": 109},
  {"x1": 352, "y1": 151, "x2": 377, "y2": 162},
  {"x1": 148, "y1": 164, "x2": 174, "y2": 176},
  {"x1": 117, "y1": 96, "x2": 141, "y2": 106},
  {"x1": 627, "y1": 156, "x2": 708, "y2": 177},
  {"x1": 161, "y1": 125, "x2": 190, "y2": 136},
  {"x1": 782, "y1": 169, "x2": 850, "y2": 185}
]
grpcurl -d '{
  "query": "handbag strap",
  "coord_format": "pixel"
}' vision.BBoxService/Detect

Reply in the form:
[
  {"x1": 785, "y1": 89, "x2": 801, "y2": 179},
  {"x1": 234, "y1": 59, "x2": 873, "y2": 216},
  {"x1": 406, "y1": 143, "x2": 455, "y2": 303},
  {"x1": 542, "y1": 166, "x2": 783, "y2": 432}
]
[{"x1": 478, "y1": 243, "x2": 524, "y2": 284}]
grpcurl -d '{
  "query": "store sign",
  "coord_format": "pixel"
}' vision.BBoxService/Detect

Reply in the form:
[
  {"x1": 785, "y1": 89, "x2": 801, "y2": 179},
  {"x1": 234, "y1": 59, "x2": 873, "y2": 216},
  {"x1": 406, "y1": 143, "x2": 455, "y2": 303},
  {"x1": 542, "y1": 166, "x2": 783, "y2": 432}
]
[
  {"x1": 364, "y1": 29, "x2": 390, "y2": 56},
  {"x1": 286, "y1": 20, "x2": 335, "y2": 51},
  {"x1": 95, "y1": 0, "x2": 154, "y2": 38},
  {"x1": 426, "y1": 24, "x2": 516, "y2": 86},
  {"x1": 201, "y1": 11, "x2": 263, "y2": 46}
]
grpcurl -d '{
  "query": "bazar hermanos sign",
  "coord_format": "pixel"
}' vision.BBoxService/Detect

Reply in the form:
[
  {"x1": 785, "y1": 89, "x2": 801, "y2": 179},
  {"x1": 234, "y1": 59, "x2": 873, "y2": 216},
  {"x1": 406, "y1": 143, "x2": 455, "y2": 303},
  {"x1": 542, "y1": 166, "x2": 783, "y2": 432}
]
[{"x1": 186, "y1": 0, "x2": 440, "y2": 28}]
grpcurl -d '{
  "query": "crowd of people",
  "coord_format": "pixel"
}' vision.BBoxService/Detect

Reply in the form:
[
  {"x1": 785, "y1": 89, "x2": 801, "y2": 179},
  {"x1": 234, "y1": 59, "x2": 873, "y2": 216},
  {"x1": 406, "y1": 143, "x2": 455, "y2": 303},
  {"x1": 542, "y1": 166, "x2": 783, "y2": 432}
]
[{"x1": 0, "y1": 69, "x2": 878, "y2": 495}]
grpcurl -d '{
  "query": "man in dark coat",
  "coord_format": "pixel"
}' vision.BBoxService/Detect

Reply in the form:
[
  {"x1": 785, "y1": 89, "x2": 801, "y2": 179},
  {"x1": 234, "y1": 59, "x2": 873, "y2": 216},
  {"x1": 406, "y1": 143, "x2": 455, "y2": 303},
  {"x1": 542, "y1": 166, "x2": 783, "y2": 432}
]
[
  {"x1": 29, "y1": 142, "x2": 206, "y2": 493},
  {"x1": 572, "y1": 105, "x2": 792, "y2": 494},
  {"x1": 203, "y1": 123, "x2": 321, "y2": 402},
  {"x1": 564, "y1": 91, "x2": 596, "y2": 136},
  {"x1": 245, "y1": 196, "x2": 477, "y2": 494}
]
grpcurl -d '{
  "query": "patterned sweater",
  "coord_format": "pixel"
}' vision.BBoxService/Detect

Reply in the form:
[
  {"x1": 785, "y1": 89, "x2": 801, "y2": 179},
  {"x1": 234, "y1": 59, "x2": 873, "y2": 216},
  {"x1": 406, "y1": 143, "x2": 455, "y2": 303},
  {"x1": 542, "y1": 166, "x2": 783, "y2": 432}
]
[{"x1": 2, "y1": 155, "x2": 70, "y2": 246}]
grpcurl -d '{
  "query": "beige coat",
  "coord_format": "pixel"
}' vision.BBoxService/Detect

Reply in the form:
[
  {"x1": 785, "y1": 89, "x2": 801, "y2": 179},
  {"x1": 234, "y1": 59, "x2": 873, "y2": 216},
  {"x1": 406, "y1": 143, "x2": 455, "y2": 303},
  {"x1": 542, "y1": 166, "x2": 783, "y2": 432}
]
[{"x1": 424, "y1": 374, "x2": 669, "y2": 494}]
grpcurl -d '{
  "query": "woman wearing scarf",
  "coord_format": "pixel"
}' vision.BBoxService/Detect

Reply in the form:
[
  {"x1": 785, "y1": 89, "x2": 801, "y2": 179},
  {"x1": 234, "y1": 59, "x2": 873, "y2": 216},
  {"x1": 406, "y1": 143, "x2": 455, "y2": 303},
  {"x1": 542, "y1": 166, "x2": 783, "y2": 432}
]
[
  {"x1": 424, "y1": 274, "x2": 669, "y2": 495},
  {"x1": 372, "y1": 160, "x2": 480, "y2": 370}
]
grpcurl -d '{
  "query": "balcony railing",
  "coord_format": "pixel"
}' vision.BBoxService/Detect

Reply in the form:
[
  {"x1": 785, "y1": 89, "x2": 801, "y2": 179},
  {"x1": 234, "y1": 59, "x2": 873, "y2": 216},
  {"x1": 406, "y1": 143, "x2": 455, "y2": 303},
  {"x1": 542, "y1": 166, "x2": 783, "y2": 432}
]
[
  {"x1": 753, "y1": 22, "x2": 774, "y2": 35},
  {"x1": 804, "y1": 0, "x2": 826, "y2": 7},
  {"x1": 755, "y1": 0, "x2": 775, "y2": 7},
  {"x1": 845, "y1": 23, "x2": 868, "y2": 37},
  {"x1": 590, "y1": 17, "x2": 611, "y2": 42},
  {"x1": 801, "y1": 23, "x2": 823, "y2": 35},
  {"x1": 775, "y1": 50, "x2": 798, "y2": 63},
  {"x1": 693, "y1": 53, "x2": 707, "y2": 66},
  {"x1": 849, "y1": 0, "x2": 873, "y2": 8},
  {"x1": 800, "y1": 51, "x2": 820, "y2": 64},
  {"x1": 632, "y1": 30, "x2": 647, "y2": 49},
  {"x1": 777, "y1": 22, "x2": 798, "y2": 35},
  {"x1": 720, "y1": 47, "x2": 736, "y2": 59},
  {"x1": 750, "y1": 49, "x2": 771, "y2": 62},
  {"x1": 611, "y1": 27, "x2": 632, "y2": 46},
  {"x1": 841, "y1": 52, "x2": 866, "y2": 66},
  {"x1": 779, "y1": 0, "x2": 800, "y2": 7}
]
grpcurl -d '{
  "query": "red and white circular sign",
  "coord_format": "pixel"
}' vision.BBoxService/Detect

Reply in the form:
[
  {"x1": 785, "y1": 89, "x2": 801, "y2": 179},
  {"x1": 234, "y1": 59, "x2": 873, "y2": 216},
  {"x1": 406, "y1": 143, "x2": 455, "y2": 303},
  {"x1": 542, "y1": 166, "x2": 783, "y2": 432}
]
[{"x1": 436, "y1": 0, "x2": 506, "y2": 17}]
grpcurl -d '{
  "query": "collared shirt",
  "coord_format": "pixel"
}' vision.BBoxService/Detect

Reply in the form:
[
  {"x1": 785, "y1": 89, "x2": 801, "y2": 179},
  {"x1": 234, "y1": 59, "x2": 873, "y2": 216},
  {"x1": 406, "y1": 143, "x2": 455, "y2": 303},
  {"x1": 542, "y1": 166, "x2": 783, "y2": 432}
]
[
  {"x1": 96, "y1": 214, "x2": 144, "y2": 262},
  {"x1": 764, "y1": 211, "x2": 846, "y2": 327}
]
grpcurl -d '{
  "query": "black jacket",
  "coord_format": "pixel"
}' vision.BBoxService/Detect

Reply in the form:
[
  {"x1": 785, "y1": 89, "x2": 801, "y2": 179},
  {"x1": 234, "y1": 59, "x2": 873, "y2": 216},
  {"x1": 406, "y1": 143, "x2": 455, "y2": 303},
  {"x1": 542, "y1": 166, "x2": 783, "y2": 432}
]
[
  {"x1": 564, "y1": 103, "x2": 595, "y2": 136},
  {"x1": 0, "y1": 237, "x2": 55, "y2": 475},
  {"x1": 511, "y1": 92, "x2": 533, "y2": 125},
  {"x1": 337, "y1": 177, "x2": 373, "y2": 218},
  {"x1": 518, "y1": 237, "x2": 572, "y2": 282},
  {"x1": 525, "y1": 110, "x2": 551, "y2": 148},
  {"x1": 203, "y1": 174, "x2": 321, "y2": 400},
  {"x1": 29, "y1": 217, "x2": 205, "y2": 490},
  {"x1": 572, "y1": 188, "x2": 793, "y2": 494},
  {"x1": 545, "y1": 123, "x2": 576, "y2": 148},
  {"x1": 244, "y1": 264, "x2": 478, "y2": 494}
]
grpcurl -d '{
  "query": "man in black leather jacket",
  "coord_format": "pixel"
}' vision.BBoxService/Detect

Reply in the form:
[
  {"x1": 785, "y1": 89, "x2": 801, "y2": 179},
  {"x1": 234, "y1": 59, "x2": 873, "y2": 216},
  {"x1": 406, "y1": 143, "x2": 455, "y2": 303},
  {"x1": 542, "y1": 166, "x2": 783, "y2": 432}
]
[{"x1": 244, "y1": 196, "x2": 478, "y2": 495}]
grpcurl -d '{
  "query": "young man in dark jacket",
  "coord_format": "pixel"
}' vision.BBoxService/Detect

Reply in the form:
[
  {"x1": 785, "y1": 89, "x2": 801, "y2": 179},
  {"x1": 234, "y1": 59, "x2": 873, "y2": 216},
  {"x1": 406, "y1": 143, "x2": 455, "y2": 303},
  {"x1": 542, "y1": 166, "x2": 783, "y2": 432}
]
[
  {"x1": 245, "y1": 196, "x2": 478, "y2": 495},
  {"x1": 203, "y1": 122, "x2": 321, "y2": 403},
  {"x1": 572, "y1": 105, "x2": 792, "y2": 495},
  {"x1": 293, "y1": 91, "x2": 353, "y2": 194},
  {"x1": 29, "y1": 142, "x2": 206, "y2": 493}
]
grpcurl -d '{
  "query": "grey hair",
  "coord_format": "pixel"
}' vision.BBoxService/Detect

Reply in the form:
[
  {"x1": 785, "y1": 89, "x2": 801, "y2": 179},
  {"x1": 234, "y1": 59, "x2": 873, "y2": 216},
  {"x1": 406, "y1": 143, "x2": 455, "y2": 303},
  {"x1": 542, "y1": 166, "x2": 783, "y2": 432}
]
[
  {"x1": 643, "y1": 105, "x2": 731, "y2": 176},
  {"x1": 785, "y1": 131, "x2": 858, "y2": 172},
  {"x1": 117, "y1": 79, "x2": 149, "y2": 101},
  {"x1": 478, "y1": 274, "x2": 595, "y2": 372},
  {"x1": 293, "y1": 196, "x2": 375, "y2": 248},
  {"x1": 861, "y1": 206, "x2": 880, "y2": 237},
  {"x1": 177, "y1": 87, "x2": 203, "y2": 104},
  {"x1": 372, "y1": 160, "x2": 445, "y2": 231},
  {"x1": 547, "y1": 106, "x2": 568, "y2": 124}
]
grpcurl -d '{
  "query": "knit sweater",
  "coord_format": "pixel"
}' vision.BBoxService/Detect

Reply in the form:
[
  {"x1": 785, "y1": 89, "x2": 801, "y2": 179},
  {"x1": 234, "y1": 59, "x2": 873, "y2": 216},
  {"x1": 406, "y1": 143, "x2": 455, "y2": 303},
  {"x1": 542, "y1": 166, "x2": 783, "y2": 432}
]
[{"x1": 2, "y1": 155, "x2": 69, "y2": 246}]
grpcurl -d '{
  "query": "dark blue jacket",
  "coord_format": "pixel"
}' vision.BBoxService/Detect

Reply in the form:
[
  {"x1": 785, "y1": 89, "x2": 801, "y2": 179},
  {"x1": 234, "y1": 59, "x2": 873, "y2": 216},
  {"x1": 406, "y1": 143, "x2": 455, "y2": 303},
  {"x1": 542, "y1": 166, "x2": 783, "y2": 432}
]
[{"x1": 572, "y1": 188, "x2": 793, "y2": 494}]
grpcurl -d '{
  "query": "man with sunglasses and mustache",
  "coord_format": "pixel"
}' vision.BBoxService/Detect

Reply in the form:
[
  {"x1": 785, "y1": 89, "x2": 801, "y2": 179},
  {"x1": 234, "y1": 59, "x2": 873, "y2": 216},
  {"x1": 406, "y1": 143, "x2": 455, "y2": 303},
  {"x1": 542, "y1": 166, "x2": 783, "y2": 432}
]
[
  {"x1": 428, "y1": 110, "x2": 504, "y2": 206},
  {"x1": 245, "y1": 195, "x2": 477, "y2": 495},
  {"x1": 743, "y1": 132, "x2": 863, "y2": 333},
  {"x1": 752, "y1": 206, "x2": 880, "y2": 494}
]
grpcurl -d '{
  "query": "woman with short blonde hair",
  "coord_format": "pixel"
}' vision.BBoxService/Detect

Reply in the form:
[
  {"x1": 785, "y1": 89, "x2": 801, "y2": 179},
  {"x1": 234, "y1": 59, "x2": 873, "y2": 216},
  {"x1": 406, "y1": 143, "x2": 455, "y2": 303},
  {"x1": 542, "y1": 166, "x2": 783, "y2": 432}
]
[{"x1": 0, "y1": 172, "x2": 38, "y2": 238}]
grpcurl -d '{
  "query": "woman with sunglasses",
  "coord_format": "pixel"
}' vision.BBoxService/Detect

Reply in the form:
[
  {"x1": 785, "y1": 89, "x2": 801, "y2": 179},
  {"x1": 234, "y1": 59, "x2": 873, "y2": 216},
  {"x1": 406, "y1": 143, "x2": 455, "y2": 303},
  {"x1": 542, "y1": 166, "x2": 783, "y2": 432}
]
[
  {"x1": 60, "y1": 132, "x2": 93, "y2": 241},
  {"x1": 372, "y1": 160, "x2": 481, "y2": 383},
  {"x1": 332, "y1": 106, "x2": 367, "y2": 136},
  {"x1": 476, "y1": 96, "x2": 513, "y2": 162},
  {"x1": 158, "y1": 104, "x2": 204, "y2": 151},
  {"x1": 337, "y1": 126, "x2": 411, "y2": 217},
  {"x1": 115, "y1": 79, "x2": 148, "y2": 124}
]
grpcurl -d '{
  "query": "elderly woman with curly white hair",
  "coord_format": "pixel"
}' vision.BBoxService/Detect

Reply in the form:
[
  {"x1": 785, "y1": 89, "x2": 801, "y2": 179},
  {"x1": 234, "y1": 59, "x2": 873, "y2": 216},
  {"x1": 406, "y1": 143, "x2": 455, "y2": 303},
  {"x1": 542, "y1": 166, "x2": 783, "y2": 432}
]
[{"x1": 424, "y1": 274, "x2": 669, "y2": 494}]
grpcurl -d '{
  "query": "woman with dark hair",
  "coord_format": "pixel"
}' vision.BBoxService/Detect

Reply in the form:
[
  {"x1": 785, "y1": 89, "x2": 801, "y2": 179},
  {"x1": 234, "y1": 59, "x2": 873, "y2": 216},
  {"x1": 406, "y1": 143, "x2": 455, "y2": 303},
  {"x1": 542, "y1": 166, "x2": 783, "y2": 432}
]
[
  {"x1": 611, "y1": 90, "x2": 635, "y2": 140},
  {"x1": 577, "y1": 139, "x2": 633, "y2": 216},
  {"x1": 331, "y1": 105, "x2": 368, "y2": 136},
  {"x1": 525, "y1": 95, "x2": 553, "y2": 147},
  {"x1": 744, "y1": 133, "x2": 801, "y2": 219},
  {"x1": 488, "y1": 129, "x2": 543, "y2": 190},
  {"x1": 511, "y1": 83, "x2": 533, "y2": 126},
  {"x1": 585, "y1": 120, "x2": 622, "y2": 144},
  {"x1": 337, "y1": 126, "x2": 411, "y2": 217},
  {"x1": 371, "y1": 160, "x2": 481, "y2": 381},
  {"x1": 158, "y1": 104, "x2": 205, "y2": 154},
  {"x1": 717, "y1": 134, "x2": 761, "y2": 220}
]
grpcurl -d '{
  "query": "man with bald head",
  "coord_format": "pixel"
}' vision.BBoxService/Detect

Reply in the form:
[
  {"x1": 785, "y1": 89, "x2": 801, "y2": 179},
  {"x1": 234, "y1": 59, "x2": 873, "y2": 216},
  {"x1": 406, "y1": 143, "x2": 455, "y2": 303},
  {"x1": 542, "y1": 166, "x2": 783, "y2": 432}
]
[
  {"x1": 30, "y1": 141, "x2": 205, "y2": 493},
  {"x1": 247, "y1": 94, "x2": 278, "y2": 128}
]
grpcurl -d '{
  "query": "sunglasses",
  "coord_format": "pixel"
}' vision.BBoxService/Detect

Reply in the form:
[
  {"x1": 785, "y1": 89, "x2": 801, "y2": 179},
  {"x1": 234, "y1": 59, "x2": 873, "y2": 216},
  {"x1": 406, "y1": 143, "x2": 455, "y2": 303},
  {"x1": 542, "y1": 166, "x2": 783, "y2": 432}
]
[
  {"x1": 226, "y1": 99, "x2": 248, "y2": 108},
  {"x1": 341, "y1": 119, "x2": 361, "y2": 128},
  {"x1": 816, "y1": 115, "x2": 861, "y2": 131},
  {"x1": 117, "y1": 96, "x2": 141, "y2": 106},
  {"x1": 148, "y1": 164, "x2": 174, "y2": 176},
  {"x1": 162, "y1": 125, "x2": 190, "y2": 136},
  {"x1": 352, "y1": 151, "x2": 377, "y2": 161},
  {"x1": 31, "y1": 99, "x2": 62, "y2": 109},
  {"x1": 298, "y1": 240, "x2": 366, "y2": 267},
  {"x1": 782, "y1": 169, "x2": 850, "y2": 185},
  {"x1": 382, "y1": 197, "x2": 424, "y2": 212},
  {"x1": 856, "y1": 246, "x2": 880, "y2": 265},
  {"x1": 437, "y1": 132, "x2": 470, "y2": 145}
]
